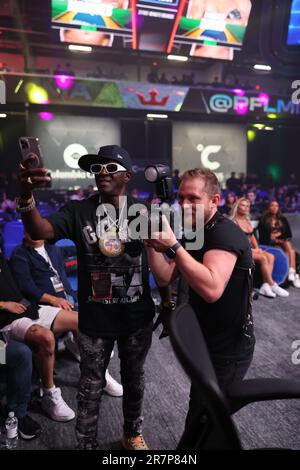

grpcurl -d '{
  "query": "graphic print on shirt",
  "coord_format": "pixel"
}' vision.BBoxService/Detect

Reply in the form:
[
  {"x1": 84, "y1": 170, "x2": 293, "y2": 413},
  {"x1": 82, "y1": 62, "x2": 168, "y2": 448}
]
[{"x1": 82, "y1": 211, "x2": 143, "y2": 305}]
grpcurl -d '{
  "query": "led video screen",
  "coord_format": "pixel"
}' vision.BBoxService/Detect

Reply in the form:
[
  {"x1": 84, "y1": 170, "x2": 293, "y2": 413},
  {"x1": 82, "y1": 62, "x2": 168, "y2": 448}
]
[
  {"x1": 52, "y1": 0, "x2": 252, "y2": 60},
  {"x1": 287, "y1": 0, "x2": 300, "y2": 46}
]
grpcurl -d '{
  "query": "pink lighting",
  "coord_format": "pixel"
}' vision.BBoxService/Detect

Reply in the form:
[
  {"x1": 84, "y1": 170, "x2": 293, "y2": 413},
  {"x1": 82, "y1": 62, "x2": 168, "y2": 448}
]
[
  {"x1": 235, "y1": 101, "x2": 249, "y2": 115},
  {"x1": 232, "y1": 88, "x2": 245, "y2": 97},
  {"x1": 39, "y1": 111, "x2": 53, "y2": 121},
  {"x1": 258, "y1": 93, "x2": 270, "y2": 106},
  {"x1": 54, "y1": 74, "x2": 74, "y2": 90}
]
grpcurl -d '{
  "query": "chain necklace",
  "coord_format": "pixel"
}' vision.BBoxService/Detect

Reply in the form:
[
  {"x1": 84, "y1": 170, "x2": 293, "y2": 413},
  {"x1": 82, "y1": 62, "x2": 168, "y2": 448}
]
[{"x1": 96, "y1": 196, "x2": 127, "y2": 257}]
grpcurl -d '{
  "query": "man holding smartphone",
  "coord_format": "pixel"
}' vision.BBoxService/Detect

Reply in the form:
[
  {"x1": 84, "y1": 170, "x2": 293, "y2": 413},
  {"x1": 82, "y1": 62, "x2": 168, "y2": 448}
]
[{"x1": 17, "y1": 145, "x2": 155, "y2": 451}]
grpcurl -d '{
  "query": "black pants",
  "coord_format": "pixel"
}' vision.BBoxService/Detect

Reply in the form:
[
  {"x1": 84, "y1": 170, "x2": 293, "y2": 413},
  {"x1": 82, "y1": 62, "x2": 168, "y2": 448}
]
[
  {"x1": 177, "y1": 335, "x2": 255, "y2": 450},
  {"x1": 76, "y1": 321, "x2": 153, "y2": 444}
]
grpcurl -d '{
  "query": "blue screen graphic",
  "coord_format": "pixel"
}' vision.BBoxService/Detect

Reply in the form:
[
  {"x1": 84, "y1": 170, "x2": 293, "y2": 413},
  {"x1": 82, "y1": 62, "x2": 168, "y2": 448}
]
[{"x1": 287, "y1": 0, "x2": 300, "y2": 45}]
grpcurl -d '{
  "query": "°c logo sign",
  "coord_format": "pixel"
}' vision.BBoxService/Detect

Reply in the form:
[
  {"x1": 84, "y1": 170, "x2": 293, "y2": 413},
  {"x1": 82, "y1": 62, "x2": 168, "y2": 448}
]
[
  {"x1": 197, "y1": 144, "x2": 221, "y2": 171},
  {"x1": 63, "y1": 143, "x2": 88, "y2": 169}
]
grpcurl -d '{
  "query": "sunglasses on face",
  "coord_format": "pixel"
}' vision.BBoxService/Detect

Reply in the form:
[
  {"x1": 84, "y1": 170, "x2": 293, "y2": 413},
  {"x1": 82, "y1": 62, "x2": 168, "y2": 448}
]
[{"x1": 89, "y1": 163, "x2": 127, "y2": 175}]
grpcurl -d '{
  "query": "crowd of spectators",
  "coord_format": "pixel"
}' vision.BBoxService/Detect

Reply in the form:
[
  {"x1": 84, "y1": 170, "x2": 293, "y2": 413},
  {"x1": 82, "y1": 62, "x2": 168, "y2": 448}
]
[
  {"x1": 1, "y1": 170, "x2": 300, "y2": 226},
  {"x1": 218, "y1": 172, "x2": 300, "y2": 219}
]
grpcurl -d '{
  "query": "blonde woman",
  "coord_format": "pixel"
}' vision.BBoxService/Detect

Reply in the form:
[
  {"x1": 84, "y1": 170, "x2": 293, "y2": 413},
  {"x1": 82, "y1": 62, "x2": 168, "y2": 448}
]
[{"x1": 230, "y1": 198, "x2": 289, "y2": 298}]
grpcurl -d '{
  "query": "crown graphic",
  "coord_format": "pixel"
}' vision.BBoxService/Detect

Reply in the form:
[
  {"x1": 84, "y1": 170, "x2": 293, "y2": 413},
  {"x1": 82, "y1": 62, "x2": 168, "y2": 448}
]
[{"x1": 135, "y1": 88, "x2": 170, "y2": 106}]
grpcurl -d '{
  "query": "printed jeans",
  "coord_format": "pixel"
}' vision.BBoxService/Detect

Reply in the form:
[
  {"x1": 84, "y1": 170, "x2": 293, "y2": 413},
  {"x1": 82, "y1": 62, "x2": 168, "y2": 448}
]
[{"x1": 75, "y1": 322, "x2": 153, "y2": 444}]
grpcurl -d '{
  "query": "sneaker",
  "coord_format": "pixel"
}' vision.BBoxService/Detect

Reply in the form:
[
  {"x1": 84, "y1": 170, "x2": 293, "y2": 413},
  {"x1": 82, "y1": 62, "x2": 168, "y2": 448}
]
[
  {"x1": 41, "y1": 387, "x2": 75, "y2": 422},
  {"x1": 64, "y1": 336, "x2": 81, "y2": 362},
  {"x1": 293, "y1": 274, "x2": 300, "y2": 288},
  {"x1": 18, "y1": 415, "x2": 42, "y2": 440},
  {"x1": 76, "y1": 438, "x2": 100, "y2": 450},
  {"x1": 103, "y1": 370, "x2": 123, "y2": 397},
  {"x1": 288, "y1": 268, "x2": 296, "y2": 282},
  {"x1": 122, "y1": 433, "x2": 149, "y2": 451},
  {"x1": 259, "y1": 283, "x2": 276, "y2": 298},
  {"x1": 271, "y1": 283, "x2": 289, "y2": 297}
]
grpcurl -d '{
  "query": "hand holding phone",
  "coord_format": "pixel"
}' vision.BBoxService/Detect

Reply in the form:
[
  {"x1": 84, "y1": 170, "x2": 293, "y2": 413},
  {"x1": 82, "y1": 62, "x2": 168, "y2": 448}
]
[{"x1": 18, "y1": 136, "x2": 52, "y2": 189}]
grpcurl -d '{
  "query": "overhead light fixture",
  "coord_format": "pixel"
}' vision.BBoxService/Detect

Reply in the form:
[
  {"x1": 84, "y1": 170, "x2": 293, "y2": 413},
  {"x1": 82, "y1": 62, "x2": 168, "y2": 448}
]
[
  {"x1": 146, "y1": 113, "x2": 168, "y2": 119},
  {"x1": 68, "y1": 44, "x2": 92, "y2": 52},
  {"x1": 0, "y1": 113, "x2": 7, "y2": 118},
  {"x1": 265, "y1": 126, "x2": 274, "y2": 131},
  {"x1": 254, "y1": 64, "x2": 272, "y2": 71},
  {"x1": 167, "y1": 55, "x2": 188, "y2": 62},
  {"x1": 253, "y1": 123, "x2": 265, "y2": 130}
]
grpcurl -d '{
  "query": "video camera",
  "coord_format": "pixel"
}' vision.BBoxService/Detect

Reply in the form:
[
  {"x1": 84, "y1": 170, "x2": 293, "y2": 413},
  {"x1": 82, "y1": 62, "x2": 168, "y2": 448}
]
[{"x1": 144, "y1": 164, "x2": 176, "y2": 235}]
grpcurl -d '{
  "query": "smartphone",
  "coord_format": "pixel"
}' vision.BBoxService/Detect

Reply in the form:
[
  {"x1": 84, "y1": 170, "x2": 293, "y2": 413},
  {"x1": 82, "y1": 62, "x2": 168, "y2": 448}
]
[
  {"x1": 19, "y1": 136, "x2": 44, "y2": 168},
  {"x1": 18, "y1": 136, "x2": 51, "y2": 187}
]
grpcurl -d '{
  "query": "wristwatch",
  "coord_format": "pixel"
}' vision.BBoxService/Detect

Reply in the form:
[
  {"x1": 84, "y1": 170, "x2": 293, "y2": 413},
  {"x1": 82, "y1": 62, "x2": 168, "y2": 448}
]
[{"x1": 165, "y1": 241, "x2": 182, "y2": 259}]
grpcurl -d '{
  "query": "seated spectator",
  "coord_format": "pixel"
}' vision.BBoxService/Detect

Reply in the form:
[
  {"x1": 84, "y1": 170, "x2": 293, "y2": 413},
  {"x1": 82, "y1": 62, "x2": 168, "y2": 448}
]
[
  {"x1": 246, "y1": 190, "x2": 264, "y2": 220},
  {"x1": 0, "y1": 252, "x2": 75, "y2": 422},
  {"x1": 230, "y1": 198, "x2": 289, "y2": 298},
  {"x1": 10, "y1": 232, "x2": 123, "y2": 396},
  {"x1": 258, "y1": 200, "x2": 300, "y2": 288},
  {"x1": 86, "y1": 184, "x2": 96, "y2": 198},
  {"x1": 70, "y1": 187, "x2": 84, "y2": 201},
  {"x1": 10, "y1": 231, "x2": 78, "y2": 316},
  {"x1": 219, "y1": 191, "x2": 237, "y2": 216},
  {"x1": 2, "y1": 336, "x2": 41, "y2": 440},
  {"x1": 0, "y1": 190, "x2": 16, "y2": 219}
]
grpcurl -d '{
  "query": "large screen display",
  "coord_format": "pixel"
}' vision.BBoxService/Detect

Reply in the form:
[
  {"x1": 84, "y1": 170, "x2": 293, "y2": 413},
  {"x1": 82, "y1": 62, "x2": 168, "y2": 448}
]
[
  {"x1": 287, "y1": 0, "x2": 300, "y2": 46},
  {"x1": 52, "y1": 0, "x2": 252, "y2": 60}
]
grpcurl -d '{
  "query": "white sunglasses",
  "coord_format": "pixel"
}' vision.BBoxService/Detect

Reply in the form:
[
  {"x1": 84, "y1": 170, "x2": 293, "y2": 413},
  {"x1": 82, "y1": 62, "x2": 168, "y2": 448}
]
[{"x1": 90, "y1": 162, "x2": 127, "y2": 174}]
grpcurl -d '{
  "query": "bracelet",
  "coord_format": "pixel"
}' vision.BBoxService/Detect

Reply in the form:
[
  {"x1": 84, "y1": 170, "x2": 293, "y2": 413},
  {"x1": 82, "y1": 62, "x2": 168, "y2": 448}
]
[
  {"x1": 17, "y1": 195, "x2": 33, "y2": 205},
  {"x1": 0, "y1": 301, "x2": 5, "y2": 310},
  {"x1": 16, "y1": 196, "x2": 36, "y2": 213}
]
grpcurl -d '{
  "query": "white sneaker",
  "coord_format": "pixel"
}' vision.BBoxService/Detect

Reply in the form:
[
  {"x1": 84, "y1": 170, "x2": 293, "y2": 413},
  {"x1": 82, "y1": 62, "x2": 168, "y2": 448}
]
[
  {"x1": 288, "y1": 268, "x2": 296, "y2": 282},
  {"x1": 271, "y1": 283, "x2": 289, "y2": 297},
  {"x1": 41, "y1": 387, "x2": 75, "y2": 422},
  {"x1": 103, "y1": 370, "x2": 123, "y2": 397},
  {"x1": 259, "y1": 283, "x2": 276, "y2": 298},
  {"x1": 293, "y1": 274, "x2": 300, "y2": 288}
]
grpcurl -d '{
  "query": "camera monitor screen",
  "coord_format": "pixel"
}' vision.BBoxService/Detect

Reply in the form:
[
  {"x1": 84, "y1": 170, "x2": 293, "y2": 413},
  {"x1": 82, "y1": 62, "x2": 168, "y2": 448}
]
[
  {"x1": 287, "y1": 0, "x2": 300, "y2": 46},
  {"x1": 52, "y1": 0, "x2": 252, "y2": 60},
  {"x1": 51, "y1": 0, "x2": 131, "y2": 31},
  {"x1": 170, "y1": 0, "x2": 252, "y2": 60}
]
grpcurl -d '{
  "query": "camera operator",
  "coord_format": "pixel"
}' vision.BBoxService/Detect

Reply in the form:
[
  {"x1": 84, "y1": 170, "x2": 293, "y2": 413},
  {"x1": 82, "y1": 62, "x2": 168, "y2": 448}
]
[{"x1": 145, "y1": 167, "x2": 255, "y2": 450}]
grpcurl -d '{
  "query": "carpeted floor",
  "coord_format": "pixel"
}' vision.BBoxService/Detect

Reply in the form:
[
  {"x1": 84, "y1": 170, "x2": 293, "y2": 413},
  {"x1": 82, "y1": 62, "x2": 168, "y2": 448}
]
[{"x1": 2, "y1": 286, "x2": 300, "y2": 450}]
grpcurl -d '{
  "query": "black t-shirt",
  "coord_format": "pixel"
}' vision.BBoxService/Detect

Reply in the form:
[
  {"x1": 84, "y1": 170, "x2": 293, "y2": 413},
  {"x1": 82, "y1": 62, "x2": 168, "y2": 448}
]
[
  {"x1": 0, "y1": 256, "x2": 39, "y2": 329},
  {"x1": 185, "y1": 211, "x2": 254, "y2": 356},
  {"x1": 46, "y1": 194, "x2": 155, "y2": 337}
]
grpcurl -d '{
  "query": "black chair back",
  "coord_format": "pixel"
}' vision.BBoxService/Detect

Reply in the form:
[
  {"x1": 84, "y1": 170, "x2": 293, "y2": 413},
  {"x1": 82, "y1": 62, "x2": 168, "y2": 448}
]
[{"x1": 169, "y1": 303, "x2": 242, "y2": 450}]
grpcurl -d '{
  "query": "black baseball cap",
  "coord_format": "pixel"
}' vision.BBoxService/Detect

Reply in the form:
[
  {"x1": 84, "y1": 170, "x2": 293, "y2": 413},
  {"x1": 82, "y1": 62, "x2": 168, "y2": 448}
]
[{"x1": 78, "y1": 145, "x2": 132, "y2": 173}]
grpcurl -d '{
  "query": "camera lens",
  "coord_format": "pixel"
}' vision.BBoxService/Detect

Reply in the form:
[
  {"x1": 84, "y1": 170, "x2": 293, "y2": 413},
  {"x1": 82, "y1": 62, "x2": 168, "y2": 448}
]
[
  {"x1": 145, "y1": 166, "x2": 158, "y2": 183},
  {"x1": 21, "y1": 139, "x2": 29, "y2": 149}
]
